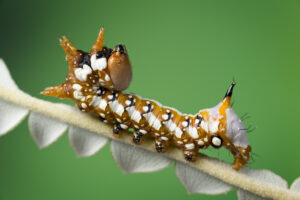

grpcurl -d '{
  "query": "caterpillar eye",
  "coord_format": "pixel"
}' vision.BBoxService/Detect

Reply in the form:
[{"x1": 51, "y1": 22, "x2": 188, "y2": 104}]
[
  {"x1": 211, "y1": 135, "x2": 223, "y2": 148},
  {"x1": 114, "y1": 44, "x2": 126, "y2": 54}
]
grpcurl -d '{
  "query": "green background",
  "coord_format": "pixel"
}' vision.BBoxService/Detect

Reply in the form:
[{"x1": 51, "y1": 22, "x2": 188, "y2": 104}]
[{"x1": 0, "y1": 0, "x2": 300, "y2": 199}]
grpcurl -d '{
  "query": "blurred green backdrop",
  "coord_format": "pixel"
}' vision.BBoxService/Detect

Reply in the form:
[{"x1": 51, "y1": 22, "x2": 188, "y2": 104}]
[{"x1": 0, "y1": 0, "x2": 300, "y2": 199}]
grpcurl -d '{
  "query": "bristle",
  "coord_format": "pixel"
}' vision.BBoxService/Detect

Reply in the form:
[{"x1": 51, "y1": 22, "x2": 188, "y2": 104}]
[
  {"x1": 59, "y1": 36, "x2": 78, "y2": 61},
  {"x1": 41, "y1": 85, "x2": 66, "y2": 99},
  {"x1": 91, "y1": 27, "x2": 104, "y2": 54}
]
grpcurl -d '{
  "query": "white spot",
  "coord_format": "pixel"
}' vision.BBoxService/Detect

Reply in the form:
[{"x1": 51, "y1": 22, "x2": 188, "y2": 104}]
[
  {"x1": 175, "y1": 127, "x2": 183, "y2": 138},
  {"x1": 177, "y1": 141, "x2": 183, "y2": 144},
  {"x1": 108, "y1": 95, "x2": 113, "y2": 100},
  {"x1": 109, "y1": 100, "x2": 119, "y2": 112},
  {"x1": 185, "y1": 143, "x2": 195, "y2": 150},
  {"x1": 162, "y1": 114, "x2": 169, "y2": 120},
  {"x1": 125, "y1": 100, "x2": 131, "y2": 106},
  {"x1": 99, "y1": 99, "x2": 107, "y2": 110},
  {"x1": 204, "y1": 137, "x2": 208, "y2": 142},
  {"x1": 73, "y1": 91, "x2": 82, "y2": 100},
  {"x1": 198, "y1": 140, "x2": 204, "y2": 146},
  {"x1": 160, "y1": 136, "x2": 168, "y2": 141},
  {"x1": 146, "y1": 113, "x2": 156, "y2": 126},
  {"x1": 100, "y1": 113, "x2": 105, "y2": 118},
  {"x1": 90, "y1": 96, "x2": 101, "y2": 106},
  {"x1": 127, "y1": 106, "x2": 135, "y2": 116},
  {"x1": 120, "y1": 124, "x2": 128, "y2": 129},
  {"x1": 182, "y1": 121, "x2": 188, "y2": 127},
  {"x1": 212, "y1": 137, "x2": 222, "y2": 147},
  {"x1": 134, "y1": 125, "x2": 139, "y2": 129},
  {"x1": 131, "y1": 110, "x2": 142, "y2": 123},
  {"x1": 72, "y1": 84, "x2": 82, "y2": 91},
  {"x1": 90, "y1": 54, "x2": 107, "y2": 71},
  {"x1": 116, "y1": 118, "x2": 121, "y2": 122},
  {"x1": 209, "y1": 120, "x2": 219, "y2": 133},
  {"x1": 139, "y1": 129, "x2": 147, "y2": 134},
  {"x1": 74, "y1": 64, "x2": 92, "y2": 81},
  {"x1": 189, "y1": 127, "x2": 198, "y2": 139},
  {"x1": 153, "y1": 118, "x2": 162, "y2": 130},
  {"x1": 105, "y1": 74, "x2": 110, "y2": 81},
  {"x1": 81, "y1": 103, "x2": 87, "y2": 108},
  {"x1": 155, "y1": 133, "x2": 160, "y2": 136},
  {"x1": 115, "y1": 104, "x2": 124, "y2": 116},
  {"x1": 200, "y1": 121, "x2": 209, "y2": 132},
  {"x1": 166, "y1": 121, "x2": 176, "y2": 132},
  {"x1": 142, "y1": 106, "x2": 148, "y2": 112}
]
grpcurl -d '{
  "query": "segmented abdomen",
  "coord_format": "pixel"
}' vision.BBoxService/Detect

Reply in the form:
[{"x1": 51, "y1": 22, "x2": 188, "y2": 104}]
[{"x1": 76, "y1": 87, "x2": 202, "y2": 159}]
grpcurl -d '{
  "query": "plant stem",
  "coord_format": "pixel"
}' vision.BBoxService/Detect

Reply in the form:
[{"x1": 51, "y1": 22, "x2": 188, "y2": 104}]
[{"x1": 0, "y1": 85, "x2": 299, "y2": 200}]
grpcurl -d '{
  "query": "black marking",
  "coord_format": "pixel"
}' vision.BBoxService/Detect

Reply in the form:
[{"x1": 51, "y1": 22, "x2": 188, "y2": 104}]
[
  {"x1": 96, "y1": 88, "x2": 106, "y2": 96},
  {"x1": 224, "y1": 82, "x2": 236, "y2": 99},
  {"x1": 196, "y1": 114, "x2": 203, "y2": 126},
  {"x1": 77, "y1": 50, "x2": 91, "y2": 67},
  {"x1": 184, "y1": 153, "x2": 193, "y2": 162},
  {"x1": 133, "y1": 130, "x2": 143, "y2": 144},
  {"x1": 142, "y1": 102, "x2": 153, "y2": 115},
  {"x1": 96, "y1": 47, "x2": 112, "y2": 60},
  {"x1": 109, "y1": 92, "x2": 118, "y2": 102},
  {"x1": 113, "y1": 123, "x2": 121, "y2": 134},
  {"x1": 211, "y1": 135, "x2": 223, "y2": 148},
  {"x1": 185, "y1": 117, "x2": 190, "y2": 126},
  {"x1": 155, "y1": 143, "x2": 163, "y2": 153},
  {"x1": 96, "y1": 51, "x2": 106, "y2": 59},
  {"x1": 163, "y1": 111, "x2": 172, "y2": 122},
  {"x1": 125, "y1": 96, "x2": 135, "y2": 109},
  {"x1": 99, "y1": 116, "x2": 106, "y2": 122},
  {"x1": 114, "y1": 44, "x2": 126, "y2": 54}
]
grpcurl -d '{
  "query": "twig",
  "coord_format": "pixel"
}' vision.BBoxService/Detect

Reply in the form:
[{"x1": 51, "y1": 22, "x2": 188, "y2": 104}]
[{"x1": 0, "y1": 85, "x2": 299, "y2": 200}]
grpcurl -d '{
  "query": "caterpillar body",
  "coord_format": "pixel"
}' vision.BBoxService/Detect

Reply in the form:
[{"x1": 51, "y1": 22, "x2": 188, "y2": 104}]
[{"x1": 42, "y1": 28, "x2": 252, "y2": 170}]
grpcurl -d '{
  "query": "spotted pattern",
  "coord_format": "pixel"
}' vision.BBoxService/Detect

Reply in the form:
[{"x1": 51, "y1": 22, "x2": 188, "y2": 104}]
[{"x1": 44, "y1": 31, "x2": 251, "y2": 171}]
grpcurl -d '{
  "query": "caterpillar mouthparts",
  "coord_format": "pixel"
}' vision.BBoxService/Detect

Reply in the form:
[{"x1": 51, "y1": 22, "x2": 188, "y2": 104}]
[{"x1": 42, "y1": 27, "x2": 251, "y2": 170}]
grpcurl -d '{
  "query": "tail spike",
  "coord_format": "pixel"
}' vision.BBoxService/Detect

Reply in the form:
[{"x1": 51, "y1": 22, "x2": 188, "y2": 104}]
[
  {"x1": 91, "y1": 27, "x2": 104, "y2": 54},
  {"x1": 41, "y1": 84, "x2": 67, "y2": 99},
  {"x1": 224, "y1": 82, "x2": 236, "y2": 99}
]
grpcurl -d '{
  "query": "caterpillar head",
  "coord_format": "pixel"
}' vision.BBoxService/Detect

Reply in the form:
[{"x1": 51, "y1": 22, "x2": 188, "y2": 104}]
[
  {"x1": 41, "y1": 27, "x2": 132, "y2": 99},
  {"x1": 198, "y1": 83, "x2": 251, "y2": 170}
]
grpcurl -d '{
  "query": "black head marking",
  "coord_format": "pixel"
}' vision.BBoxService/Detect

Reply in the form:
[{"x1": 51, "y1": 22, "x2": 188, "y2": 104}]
[
  {"x1": 96, "y1": 46, "x2": 112, "y2": 60},
  {"x1": 77, "y1": 50, "x2": 91, "y2": 67},
  {"x1": 114, "y1": 44, "x2": 126, "y2": 55}
]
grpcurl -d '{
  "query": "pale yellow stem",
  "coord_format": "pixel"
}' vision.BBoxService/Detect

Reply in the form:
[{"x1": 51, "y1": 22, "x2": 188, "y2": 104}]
[{"x1": 0, "y1": 85, "x2": 299, "y2": 200}]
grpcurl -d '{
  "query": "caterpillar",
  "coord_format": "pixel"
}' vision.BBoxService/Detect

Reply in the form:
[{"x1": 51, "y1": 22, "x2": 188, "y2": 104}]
[{"x1": 42, "y1": 28, "x2": 251, "y2": 170}]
